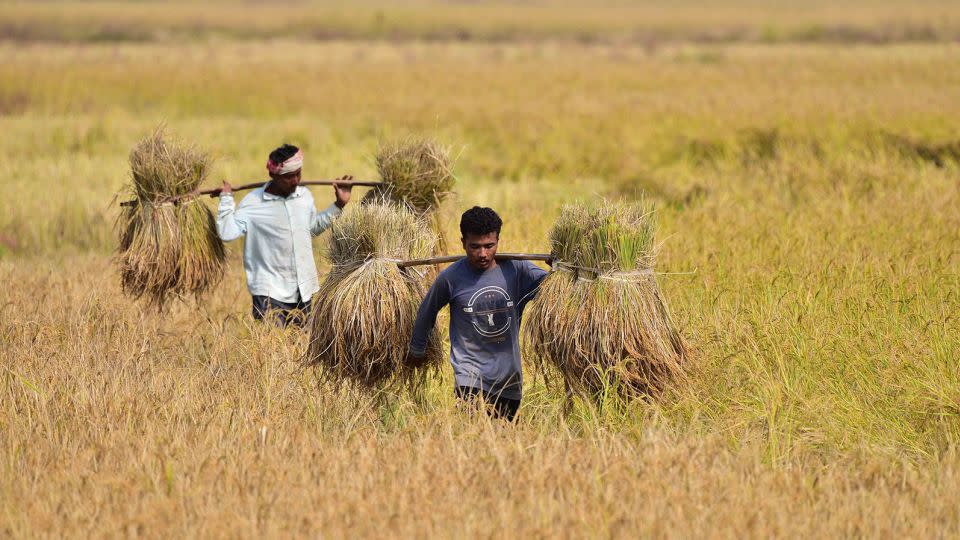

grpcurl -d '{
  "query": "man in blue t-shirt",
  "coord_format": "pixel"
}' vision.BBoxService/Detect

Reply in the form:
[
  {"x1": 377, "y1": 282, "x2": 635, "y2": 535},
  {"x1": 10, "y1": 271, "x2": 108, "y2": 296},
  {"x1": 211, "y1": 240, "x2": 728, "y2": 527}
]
[{"x1": 407, "y1": 206, "x2": 548, "y2": 421}]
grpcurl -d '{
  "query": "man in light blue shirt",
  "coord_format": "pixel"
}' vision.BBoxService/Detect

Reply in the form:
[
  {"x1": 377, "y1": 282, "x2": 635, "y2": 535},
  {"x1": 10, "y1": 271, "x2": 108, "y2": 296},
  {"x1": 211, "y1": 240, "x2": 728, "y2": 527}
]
[{"x1": 216, "y1": 144, "x2": 353, "y2": 327}]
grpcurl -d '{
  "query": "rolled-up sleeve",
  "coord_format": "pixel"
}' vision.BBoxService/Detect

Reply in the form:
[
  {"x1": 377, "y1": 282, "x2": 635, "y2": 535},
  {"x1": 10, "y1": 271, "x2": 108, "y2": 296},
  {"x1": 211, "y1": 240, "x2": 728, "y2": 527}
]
[
  {"x1": 217, "y1": 194, "x2": 247, "y2": 241},
  {"x1": 310, "y1": 203, "x2": 342, "y2": 236}
]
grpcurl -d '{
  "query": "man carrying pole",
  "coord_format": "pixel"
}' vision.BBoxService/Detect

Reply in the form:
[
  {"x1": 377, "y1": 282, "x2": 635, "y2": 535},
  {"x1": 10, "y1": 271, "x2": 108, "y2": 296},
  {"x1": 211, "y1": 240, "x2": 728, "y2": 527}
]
[
  {"x1": 407, "y1": 206, "x2": 548, "y2": 421},
  {"x1": 217, "y1": 144, "x2": 353, "y2": 327}
]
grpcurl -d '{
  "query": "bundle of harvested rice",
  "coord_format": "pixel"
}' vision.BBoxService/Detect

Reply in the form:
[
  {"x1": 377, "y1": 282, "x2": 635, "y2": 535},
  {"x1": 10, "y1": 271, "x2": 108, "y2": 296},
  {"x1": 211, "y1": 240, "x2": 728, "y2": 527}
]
[
  {"x1": 116, "y1": 129, "x2": 225, "y2": 307},
  {"x1": 364, "y1": 137, "x2": 455, "y2": 215},
  {"x1": 524, "y1": 201, "x2": 690, "y2": 400},
  {"x1": 363, "y1": 136, "x2": 456, "y2": 259},
  {"x1": 305, "y1": 201, "x2": 444, "y2": 391}
]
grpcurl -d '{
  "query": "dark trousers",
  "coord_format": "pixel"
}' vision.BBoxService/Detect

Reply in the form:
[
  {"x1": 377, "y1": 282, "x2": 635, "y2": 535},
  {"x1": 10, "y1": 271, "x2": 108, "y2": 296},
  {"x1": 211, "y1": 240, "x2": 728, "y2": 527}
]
[
  {"x1": 456, "y1": 386, "x2": 521, "y2": 421},
  {"x1": 251, "y1": 295, "x2": 310, "y2": 328}
]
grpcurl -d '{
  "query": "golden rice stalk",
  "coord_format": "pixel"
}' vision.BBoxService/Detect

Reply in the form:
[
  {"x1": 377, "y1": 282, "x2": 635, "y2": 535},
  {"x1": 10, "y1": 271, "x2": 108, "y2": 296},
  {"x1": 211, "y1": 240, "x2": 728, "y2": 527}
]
[
  {"x1": 363, "y1": 136, "x2": 456, "y2": 271},
  {"x1": 305, "y1": 201, "x2": 444, "y2": 391},
  {"x1": 115, "y1": 128, "x2": 225, "y2": 308},
  {"x1": 524, "y1": 200, "x2": 690, "y2": 401},
  {"x1": 363, "y1": 137, "x2": 455, "y2": 216}
]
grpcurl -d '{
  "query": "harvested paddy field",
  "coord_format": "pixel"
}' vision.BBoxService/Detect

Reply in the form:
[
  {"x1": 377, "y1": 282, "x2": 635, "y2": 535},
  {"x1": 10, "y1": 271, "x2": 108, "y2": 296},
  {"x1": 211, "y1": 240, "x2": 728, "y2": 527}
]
[{"x1": 2, "y1": 1, "x2": 959, "y2": 536}]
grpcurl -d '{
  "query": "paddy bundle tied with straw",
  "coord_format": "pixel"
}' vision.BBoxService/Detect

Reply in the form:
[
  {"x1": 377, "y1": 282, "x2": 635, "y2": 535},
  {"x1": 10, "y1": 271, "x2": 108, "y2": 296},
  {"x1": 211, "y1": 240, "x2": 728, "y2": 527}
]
[
  {"x1": 305, "y1": 201, "x2": 444, "y2": 391},
  {"x1": 116, "y1": 129, "x2": 225, "y2": 307},
  {"x1": 524, "y1": 201, "x2": 690, "y2": 400},
  {"x1": 364, "y1": 137, "x2": 456, "y2": 215},
  {"x1": 362, "y1": 136, "x2": 457, "y2": 273}
]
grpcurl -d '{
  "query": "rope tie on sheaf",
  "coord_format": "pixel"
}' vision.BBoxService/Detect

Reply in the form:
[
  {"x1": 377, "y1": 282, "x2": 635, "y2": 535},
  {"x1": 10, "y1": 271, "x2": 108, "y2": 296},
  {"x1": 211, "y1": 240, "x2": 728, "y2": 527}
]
[
  {"x1": 137, "y1": 195, "x2": 202, "y2": 222},
  {"x1": 139, "y1": 191, "x2": 203, "y2": 209},
  {"x1": 551, "y1": 261, "x2": 698, "y2": 281},
  {"x1": 336, "y1": 256, "x2": 429, "y2": 280},
  {"x1": 551, "y1": 260, "x2": 655, "y2": 283}
]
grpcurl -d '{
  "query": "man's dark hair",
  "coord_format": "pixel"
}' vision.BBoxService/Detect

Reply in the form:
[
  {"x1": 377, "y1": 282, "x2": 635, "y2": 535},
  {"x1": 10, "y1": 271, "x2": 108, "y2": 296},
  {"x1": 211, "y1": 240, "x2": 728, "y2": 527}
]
[
  {"x1": 460, "y1": 206, "x2": 502, "y2": 238},
  {"x1": 269, "y1": 143, "x2": 299, "y2": 164}
]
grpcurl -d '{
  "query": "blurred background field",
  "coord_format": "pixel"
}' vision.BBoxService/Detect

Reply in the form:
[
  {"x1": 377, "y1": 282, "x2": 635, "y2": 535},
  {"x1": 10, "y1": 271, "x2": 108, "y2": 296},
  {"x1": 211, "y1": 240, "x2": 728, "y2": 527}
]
[
  {"x1": 3, "y1": 0, "x2": 960, "y2": 44},
  {"x1": 1, "y1": 1, "x2": 959, "y2": 537}
]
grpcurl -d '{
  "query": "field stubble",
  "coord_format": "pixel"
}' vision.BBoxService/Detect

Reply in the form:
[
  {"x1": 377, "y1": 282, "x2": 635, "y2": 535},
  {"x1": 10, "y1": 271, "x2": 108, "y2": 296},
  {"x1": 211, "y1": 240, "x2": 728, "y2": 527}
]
[{"x1": 1, "y1": 36, "x2": 959, "y2": 536}]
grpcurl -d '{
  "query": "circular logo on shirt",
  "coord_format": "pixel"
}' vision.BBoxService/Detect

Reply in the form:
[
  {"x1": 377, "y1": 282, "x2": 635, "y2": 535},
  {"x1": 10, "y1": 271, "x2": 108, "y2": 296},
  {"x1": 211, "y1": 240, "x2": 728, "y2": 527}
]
[{"x1": 463, "y1": 286, "x2": 514, "y2": 338}]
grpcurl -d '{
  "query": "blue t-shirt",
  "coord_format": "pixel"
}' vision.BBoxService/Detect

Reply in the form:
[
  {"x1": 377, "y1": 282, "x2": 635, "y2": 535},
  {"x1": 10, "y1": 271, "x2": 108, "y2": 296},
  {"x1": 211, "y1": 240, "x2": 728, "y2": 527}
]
[{"x1": 409, "y1": 259, "x2": 547, "y2": 400}]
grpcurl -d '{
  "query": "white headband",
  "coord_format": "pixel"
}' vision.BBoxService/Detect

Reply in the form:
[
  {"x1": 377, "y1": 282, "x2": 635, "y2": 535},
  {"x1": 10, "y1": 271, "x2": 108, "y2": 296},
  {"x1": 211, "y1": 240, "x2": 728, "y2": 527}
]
[{"x1": 266, "y1": 149, "x2": 303, "y2": 176}]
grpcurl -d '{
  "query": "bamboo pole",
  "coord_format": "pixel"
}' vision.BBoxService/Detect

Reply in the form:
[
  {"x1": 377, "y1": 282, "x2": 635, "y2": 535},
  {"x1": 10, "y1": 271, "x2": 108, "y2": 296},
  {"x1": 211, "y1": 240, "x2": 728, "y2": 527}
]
[
  {"x1": 119, "y1": 179, "x2": 382, "y2": 207},
  {"x1": 398, "y1": 253, "x2": 552, "y2": 268}
]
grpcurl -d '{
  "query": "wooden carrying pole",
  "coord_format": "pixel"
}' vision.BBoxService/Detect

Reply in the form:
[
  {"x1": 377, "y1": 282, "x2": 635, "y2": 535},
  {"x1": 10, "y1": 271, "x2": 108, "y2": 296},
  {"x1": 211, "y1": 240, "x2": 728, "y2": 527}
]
[
  {"x1": 398, "y1": 253, "x2": 552, "y2": 268},
  {"x1": 119, "y1": 179, "x2": 382, "y2": 207}
]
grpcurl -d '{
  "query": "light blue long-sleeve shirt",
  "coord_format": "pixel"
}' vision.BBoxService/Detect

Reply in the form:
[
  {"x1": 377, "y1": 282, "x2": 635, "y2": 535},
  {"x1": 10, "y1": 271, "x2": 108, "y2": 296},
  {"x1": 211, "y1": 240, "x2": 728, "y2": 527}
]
[{"x1": 217, "y1": 184, "x2": 341, "y2": 303}]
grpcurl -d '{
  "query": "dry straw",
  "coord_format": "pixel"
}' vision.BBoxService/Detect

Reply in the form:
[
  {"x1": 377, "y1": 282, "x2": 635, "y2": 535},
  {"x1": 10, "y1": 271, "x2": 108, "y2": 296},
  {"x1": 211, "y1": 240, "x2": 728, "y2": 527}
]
[
  {"x1": 116, "y1": 129, "x2": 225, "y2": 307},
  {"x1": 524, "y1": 200, "x2": 690, "y2": 400},
  {"x1": 363, "y1": 137, "x2": 456, "y2": 254},
  {"x1": 305, "y1": 201, "x2": 444, "y2": 391},
  {"x1": 364, "y1": 137, "x2": 455, "y2": 215}
]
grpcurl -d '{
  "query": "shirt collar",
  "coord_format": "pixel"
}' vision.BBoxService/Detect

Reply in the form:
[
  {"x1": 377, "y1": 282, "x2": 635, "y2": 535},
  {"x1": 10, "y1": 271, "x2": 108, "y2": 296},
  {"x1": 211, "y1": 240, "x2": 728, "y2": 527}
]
[{"x1": 261, "y1": 182, "x2": 303, "y2": 201}]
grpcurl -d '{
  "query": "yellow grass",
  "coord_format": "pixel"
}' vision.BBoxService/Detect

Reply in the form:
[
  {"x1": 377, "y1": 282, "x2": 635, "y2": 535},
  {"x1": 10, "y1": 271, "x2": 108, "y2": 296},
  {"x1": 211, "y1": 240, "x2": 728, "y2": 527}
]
[
  {"x1": 1, "y1": 5, "x2": 960, "y2": 535},
  {"x1": 2, "y1": 0, "x2": 960, "y2": 44}
]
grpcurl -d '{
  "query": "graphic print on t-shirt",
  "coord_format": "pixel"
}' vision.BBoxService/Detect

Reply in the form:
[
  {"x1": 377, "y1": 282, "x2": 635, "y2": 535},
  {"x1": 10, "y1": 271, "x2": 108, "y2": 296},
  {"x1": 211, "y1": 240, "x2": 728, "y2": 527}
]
[{"x1": 462, "y1": 286, "x2": 514, "y2": 339}]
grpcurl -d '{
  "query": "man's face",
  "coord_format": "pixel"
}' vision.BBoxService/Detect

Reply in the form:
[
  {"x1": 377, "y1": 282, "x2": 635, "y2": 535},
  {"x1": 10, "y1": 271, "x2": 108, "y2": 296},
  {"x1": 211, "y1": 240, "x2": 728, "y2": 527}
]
[
  {"x1": 270, "y1": 169, "x2": 301, "y2": 197},
  {"x1": 462, "y1": 232, "x2": 499, "y2": 271}
]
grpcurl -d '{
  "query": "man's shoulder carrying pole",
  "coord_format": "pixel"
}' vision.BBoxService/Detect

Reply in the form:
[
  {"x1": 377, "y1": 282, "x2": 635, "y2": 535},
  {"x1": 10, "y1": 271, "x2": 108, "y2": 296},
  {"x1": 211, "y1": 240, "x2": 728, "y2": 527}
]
[
  {"x1": 399, "y1": 253, "x2": 552, "y2": 268},
  {"x1": 119, "y1": 179, "x2": 382, "y2": 207}
]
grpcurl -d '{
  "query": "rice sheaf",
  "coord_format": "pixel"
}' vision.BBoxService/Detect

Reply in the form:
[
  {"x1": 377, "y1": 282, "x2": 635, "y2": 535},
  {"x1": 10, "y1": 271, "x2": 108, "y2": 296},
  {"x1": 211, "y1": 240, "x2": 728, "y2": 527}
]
[
  {"x1": 305, "y1": 201, "x2": 445, "y2": 391},
  {"x1": 524, "y1": 200, "x2": 690, "y2": 401},
  {"x1": 116, "y1": 129, "x2": 225, "y2": 308}
]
